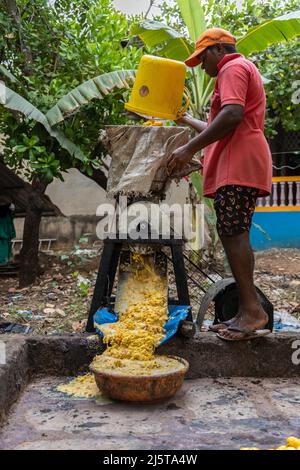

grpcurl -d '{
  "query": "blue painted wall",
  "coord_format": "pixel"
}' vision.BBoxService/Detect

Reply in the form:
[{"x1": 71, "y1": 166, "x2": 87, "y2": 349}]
[{"x1": 250, "y1": 211, "x2": 300, "y2": 250}]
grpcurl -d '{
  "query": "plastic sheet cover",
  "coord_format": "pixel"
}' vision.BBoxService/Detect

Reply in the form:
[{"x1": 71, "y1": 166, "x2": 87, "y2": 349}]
[{"x1": 93, "y1": 304, "x2": 190, "y2": 345}]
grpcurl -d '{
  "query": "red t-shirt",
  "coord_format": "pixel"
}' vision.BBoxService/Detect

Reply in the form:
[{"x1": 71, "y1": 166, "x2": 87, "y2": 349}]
[{"x1": 203, "y1": 53, "x2": 272, "y2": 198}]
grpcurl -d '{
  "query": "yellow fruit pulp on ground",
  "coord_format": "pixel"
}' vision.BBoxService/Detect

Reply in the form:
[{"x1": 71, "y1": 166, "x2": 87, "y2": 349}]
[
  {"x1": 286, "y1": 436, "x2": 300, "y2": 448},
  {"x1": 241, "y1": 436, "x2": 300, "y2": 451},
  {"x1": 57, "y1": 373, "x2": 100, "y2": 398}
]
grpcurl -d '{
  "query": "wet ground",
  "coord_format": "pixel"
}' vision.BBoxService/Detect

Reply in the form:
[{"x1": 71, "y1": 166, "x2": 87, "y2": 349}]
[{"x1": 1, "y1": 376, "x2": 300, "y2": 450}]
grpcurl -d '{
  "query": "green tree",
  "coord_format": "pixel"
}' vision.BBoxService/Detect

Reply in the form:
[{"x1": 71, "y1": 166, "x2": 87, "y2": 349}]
[{"x1": 0, "y1": 0, "x2": 142, "y2": 286}]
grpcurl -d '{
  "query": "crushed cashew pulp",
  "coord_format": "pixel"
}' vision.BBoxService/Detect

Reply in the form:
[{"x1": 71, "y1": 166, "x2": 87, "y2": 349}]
[
  {"x1": 57, "y1": 254, "x2": 182, "y2": 396},
  {"x1": 92, "y1": 253, "x2": 181, "y2": 375},
  {"x1": 240, "y1": 436, "x2": 300, "y2": 450},
  {"x1": 57, "y1": 373, "x2": 100, "y2": 398}
]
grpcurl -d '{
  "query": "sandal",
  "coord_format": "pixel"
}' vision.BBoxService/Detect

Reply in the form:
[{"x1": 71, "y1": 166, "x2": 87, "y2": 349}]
[
  {"x1": 209, "y1": 320, "x2": 233, "y2": 332},
  {"x1": 217, "y1": 325, "x2": 271, "y2": 342}
]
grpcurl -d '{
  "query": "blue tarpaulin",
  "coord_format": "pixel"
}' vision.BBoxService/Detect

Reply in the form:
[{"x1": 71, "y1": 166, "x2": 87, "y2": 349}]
[{"x1": 94, "y1": 304, "x2": 190, "y2": 345}]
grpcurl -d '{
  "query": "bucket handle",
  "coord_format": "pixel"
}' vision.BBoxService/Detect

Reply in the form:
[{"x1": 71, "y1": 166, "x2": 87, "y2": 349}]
[{"x1": 176, "y1": 86, "x2": 191, "y2": 119}]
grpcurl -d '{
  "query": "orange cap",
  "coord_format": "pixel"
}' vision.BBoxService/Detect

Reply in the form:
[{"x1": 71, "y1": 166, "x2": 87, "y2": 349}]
[{"x1": 185, "y1": 27, "x2": 236, "y2": 67}]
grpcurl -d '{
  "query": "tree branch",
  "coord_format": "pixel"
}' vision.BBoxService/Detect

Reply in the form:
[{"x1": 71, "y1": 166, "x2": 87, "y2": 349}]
[
  {"x1": 3, "y1": 0, "x2": 34, "y2": 75},
  {"x1": 145, "y1": 0, "x2": 156, "y2": 19}
]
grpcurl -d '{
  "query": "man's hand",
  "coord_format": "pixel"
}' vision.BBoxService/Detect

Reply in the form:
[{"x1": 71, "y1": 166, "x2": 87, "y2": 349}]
[
  {"x1": 175, "y1": 113, "x2": 193, "y2": 126},
  {"x1": 176, "y1": 113, "x2": 207, "y2": 133},
  {"x1": 167, "y1": 144, "x2": 194, "y2": 176}
]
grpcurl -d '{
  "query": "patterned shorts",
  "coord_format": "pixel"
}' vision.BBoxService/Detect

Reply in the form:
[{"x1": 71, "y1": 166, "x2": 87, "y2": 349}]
[{"x1": 214, "y1": 185, "x2": 259, "y2": 237}]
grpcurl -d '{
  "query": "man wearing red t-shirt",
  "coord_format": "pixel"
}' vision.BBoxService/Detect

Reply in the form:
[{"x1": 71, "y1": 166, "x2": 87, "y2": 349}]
[{"x1": 167, "y1": 28, "x2": 272, "y2": 341}]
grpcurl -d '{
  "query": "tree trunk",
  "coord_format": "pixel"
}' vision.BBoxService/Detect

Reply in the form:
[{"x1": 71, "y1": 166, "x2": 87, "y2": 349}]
[{"x1": 19, "y1": 175, "x2": 48, "y2": 288}]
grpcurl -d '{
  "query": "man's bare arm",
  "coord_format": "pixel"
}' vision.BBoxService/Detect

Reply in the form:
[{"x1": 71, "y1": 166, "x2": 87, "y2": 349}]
[
  {"x1": 176, "y1": 113, "x2": 207, "y2": 133},
  {"x1": 167, "y1": 105, "x2": 244, "y2": 174},
  {"x1": 186, "y1": 104, "x2": 244, "y2": 154}
]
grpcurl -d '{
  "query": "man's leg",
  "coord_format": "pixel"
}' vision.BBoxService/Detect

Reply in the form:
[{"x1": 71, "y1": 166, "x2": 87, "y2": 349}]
[
  {"x1": 212, "y1": 186, "x2": 268, "y2": 339},
  {"x1": 218, "y1": 231, "x2": 268, "y2": 339}
]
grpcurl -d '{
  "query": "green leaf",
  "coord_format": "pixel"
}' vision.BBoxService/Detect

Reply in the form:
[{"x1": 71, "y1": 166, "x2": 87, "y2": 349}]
[
  {"x1": 237, "y1": 10, "x2": 300, "y2": 56},
  {"x1": 1, "y1": 85, "x2": 87, "y2": 162},
  {"x1": 46, "y1": 70, "x2": 136, "y2": 126},
  {"x1": 190, "y1": 171, "x2": 215, "y2": 212},
  {"x1": 15, "y1": 145, "x2": 28, "y2": 153},
  {"x1": 131, "y1": 20, "x2": 193, "y2": 61},
  {"x1": 0, "y1": 64, "x2": 19, "y2": 83},
  {"x1": 176, "y1": 0, "x2": 206, "y2": 43},
  {"x1": 132, "y1": 19, "x2": 185, "y2": 46},
  {"x1": 262, "y1": 76, "x2": 272, "y2": 85},
  {"x1": 190, "y1": 171, "x2": 203, "y2": 196}
]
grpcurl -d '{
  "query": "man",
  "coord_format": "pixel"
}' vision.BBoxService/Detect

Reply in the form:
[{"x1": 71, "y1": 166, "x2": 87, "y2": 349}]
[{"x1": 167, "y1": 28, "x2": 272, "y2": 341}]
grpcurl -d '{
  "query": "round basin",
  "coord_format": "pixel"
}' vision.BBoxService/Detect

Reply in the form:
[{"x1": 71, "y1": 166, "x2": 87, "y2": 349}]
[{"x1": 89, "y1": 355, "x2": 189, "y2": 402}]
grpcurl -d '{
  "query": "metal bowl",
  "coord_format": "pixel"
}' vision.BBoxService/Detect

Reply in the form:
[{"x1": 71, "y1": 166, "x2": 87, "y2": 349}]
[{"x1": 89, "y1": 355, "x2": 189, "y2": 402}]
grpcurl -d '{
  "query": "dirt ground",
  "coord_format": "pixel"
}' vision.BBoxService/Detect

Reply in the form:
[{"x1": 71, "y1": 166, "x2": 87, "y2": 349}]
[
  {"x1": 254, "y1": 249, "x2": 300, "y2": 316},
  {"x1": 0, "y1": 246, "x2": 299, "y2": 334}
]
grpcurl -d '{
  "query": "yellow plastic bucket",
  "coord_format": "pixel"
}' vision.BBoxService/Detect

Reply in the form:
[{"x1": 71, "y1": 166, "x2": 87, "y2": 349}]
[{"x1": 125, "y1": 55, "x2": 190, "y2": 120}]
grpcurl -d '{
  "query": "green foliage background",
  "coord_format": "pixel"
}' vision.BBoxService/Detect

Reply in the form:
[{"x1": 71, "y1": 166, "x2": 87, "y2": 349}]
[
  {"x1": 0, "y1": 0, "x2": 299, "y2": 184},
  {"x1": 0, "y1": 0, "x2": 142, "y2": 182}
]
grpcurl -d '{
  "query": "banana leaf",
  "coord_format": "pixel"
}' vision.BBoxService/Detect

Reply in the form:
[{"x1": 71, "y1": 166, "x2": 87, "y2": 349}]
[
  {"x1": 190, "y1": 170, "x2": 218, "y2": 244},
  {"x1": 46, "y1": 70, "x2": 136, "y2": 127},
  {"x1": 176, "y1": 0, "x2": 206, "y2": 43},
  {"x1": 176, "y1": 0, "x2": 207, "y2": 109},
  {"x1": 190, "y1": 171, "x2": 215, "y2": 212},
  {"x1": 0, "y1": 64, "x2": 18, "y2": 83},
  {"x1": 1, "y1": 86, "x2": 87, "y2": 162},
  {"x1": 237, "y1": 10, "x2": 300, "y2": 56},
  {"x1": 131, "y1": 20, "x2": 193, "y2": 62}
]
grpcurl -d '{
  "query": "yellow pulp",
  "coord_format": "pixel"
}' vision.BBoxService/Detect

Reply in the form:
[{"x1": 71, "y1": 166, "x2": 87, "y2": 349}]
[
  {"x1": 90, "y1": 253, "x2": 180, "y2": 375},
  {"x1": 57, "y1": 373, "x2": 100, "y2": 398},
  {"x1": 100, "y1": 253, "x2": 168, "y2": 362},
  {"x1": 91, "y1": 355, "x2": 185, "y2": 376},
  {"x1": 142, "y1": 120, "x2": 163, "y2": 126},
  {"x1": 240, "y1": 436, "x2": 300, "y2": 451},
  {"x1": 58, "y1": 253, "x2": 181, "y2": 396}
]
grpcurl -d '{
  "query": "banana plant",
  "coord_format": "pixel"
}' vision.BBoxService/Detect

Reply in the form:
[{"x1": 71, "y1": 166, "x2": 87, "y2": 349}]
[
  {"x1": 1, "y1": 68, "x2": 136, "y2": 176},
  {"x1": 46, "y1": 69, "x2": 136, "y2": 126},
  {"x1": 0, "y1": 64, "x2": 19, "y2": 83},
  {"x1": 131, "y1": 2, "x2": 300, "y2": 119}
]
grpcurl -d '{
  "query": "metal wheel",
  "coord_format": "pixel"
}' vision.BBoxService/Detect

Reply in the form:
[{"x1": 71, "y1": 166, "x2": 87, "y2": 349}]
[{"x1": 197, "y1": 278, "x2": 274, "y2": 331}]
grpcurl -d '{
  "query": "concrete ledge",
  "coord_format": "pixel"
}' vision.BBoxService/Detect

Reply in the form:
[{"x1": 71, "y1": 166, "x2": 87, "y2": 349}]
[
  {"x1": 158, "y1": 332, "x2": 300, "y2": 379},
  {"x1": 0, "y1": 337, "x2": 29, "y2": 424},
  {"x1": 24, "y1": 331, "x2": 300, "y2": 379},
  {"x1": 27, "y1": 334, "x2": 105, "y2": 376}
]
